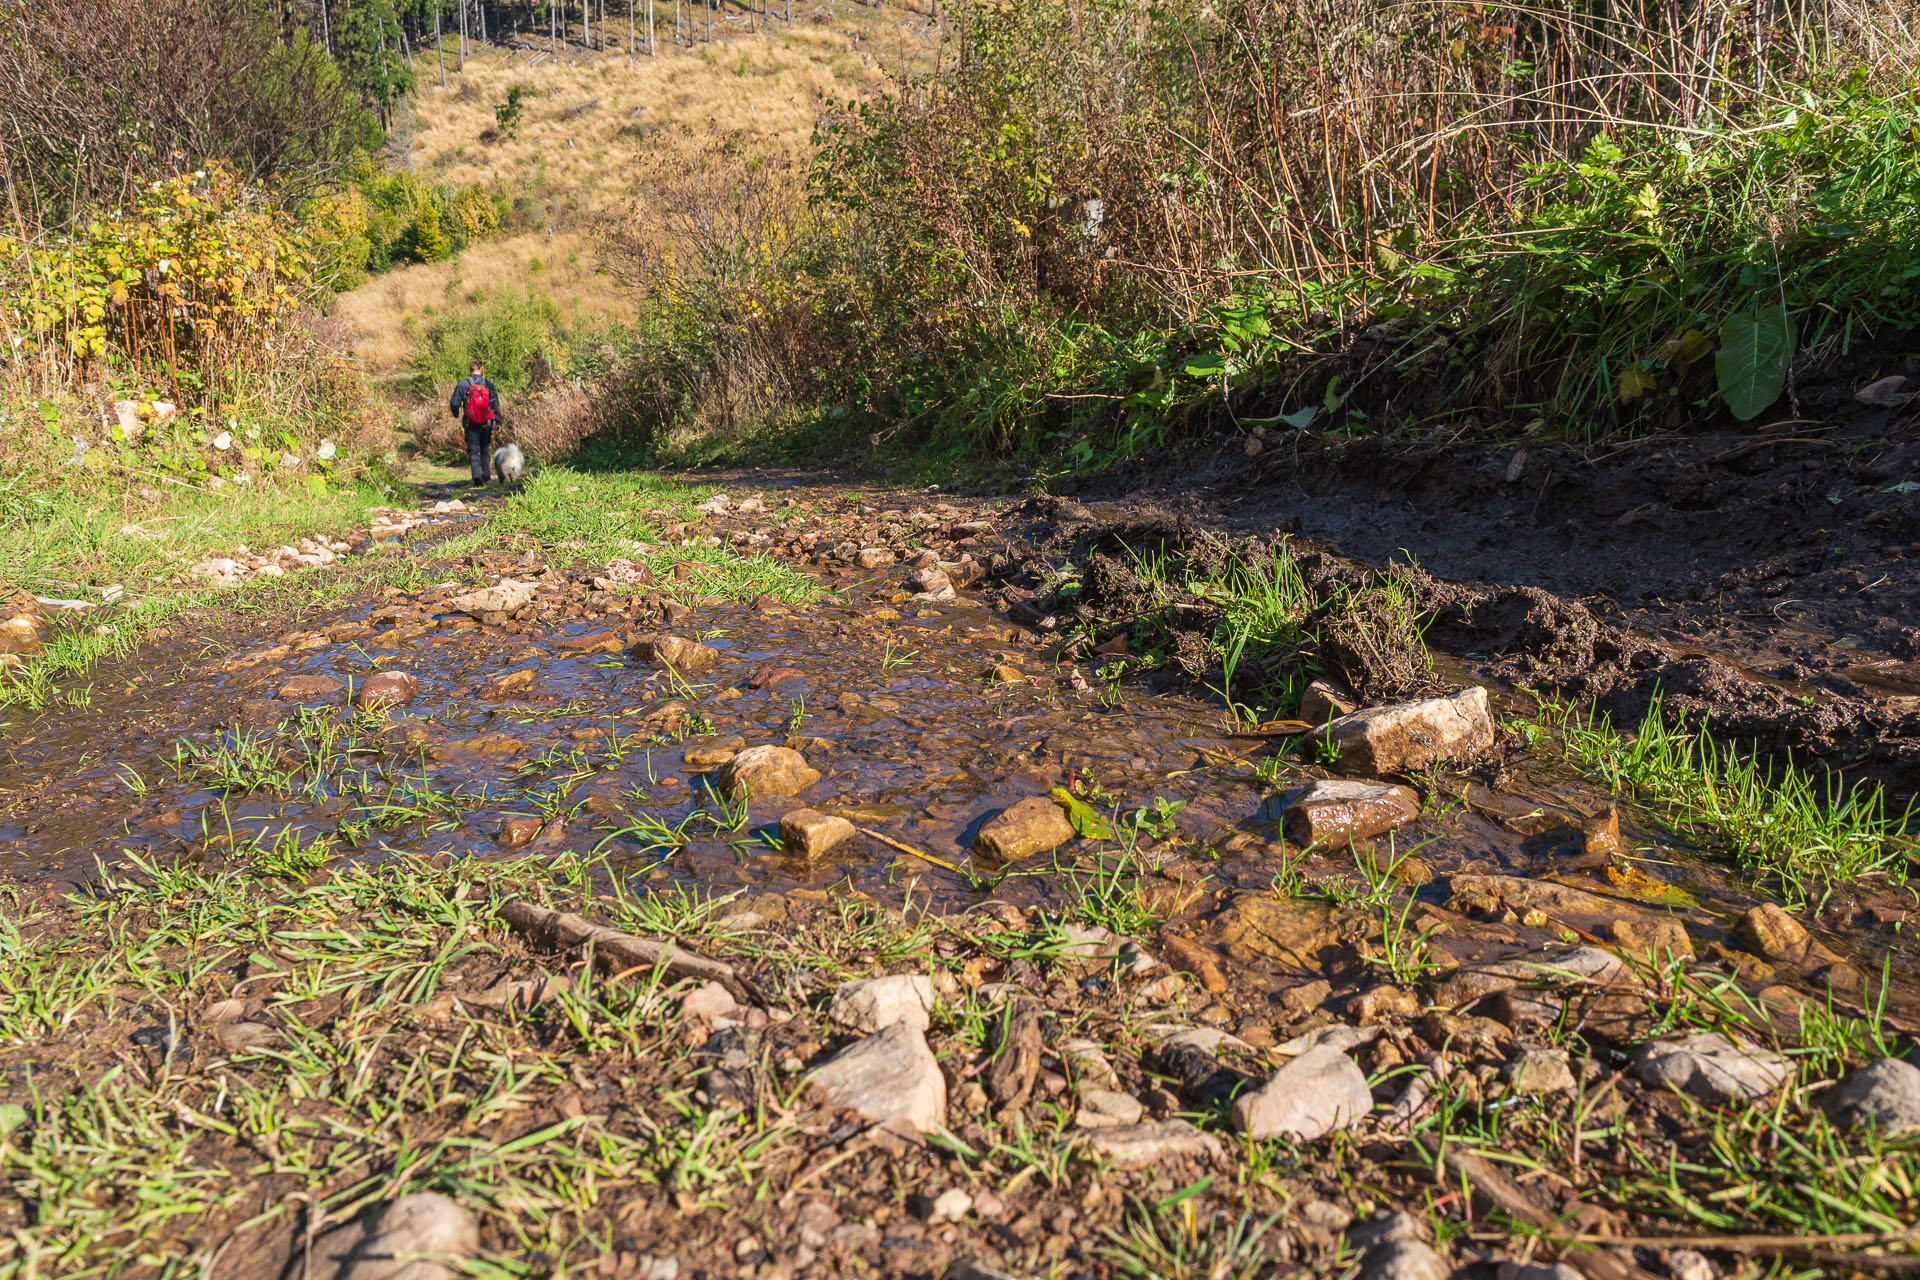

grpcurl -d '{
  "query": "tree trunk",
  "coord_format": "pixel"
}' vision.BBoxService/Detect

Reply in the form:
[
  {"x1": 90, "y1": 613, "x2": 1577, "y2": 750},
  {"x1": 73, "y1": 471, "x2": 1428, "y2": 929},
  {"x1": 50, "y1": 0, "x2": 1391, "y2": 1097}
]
[
  {"x1": 318, "y1": 0, "x2": 332, "y2": 53},
  {"x1": 437, "y1": 6, "x2": 447, "y2": 85}
]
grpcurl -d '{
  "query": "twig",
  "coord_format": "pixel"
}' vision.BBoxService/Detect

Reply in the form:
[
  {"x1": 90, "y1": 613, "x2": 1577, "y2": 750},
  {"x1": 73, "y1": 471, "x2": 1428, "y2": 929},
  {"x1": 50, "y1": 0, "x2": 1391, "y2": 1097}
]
[{"x1": 856, "y1": 824, "x2": 966, "y2": 876}]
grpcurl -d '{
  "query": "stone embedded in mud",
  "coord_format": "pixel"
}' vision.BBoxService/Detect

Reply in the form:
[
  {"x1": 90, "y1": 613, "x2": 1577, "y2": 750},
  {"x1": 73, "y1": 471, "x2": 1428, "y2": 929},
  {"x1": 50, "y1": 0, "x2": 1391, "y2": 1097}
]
[
  {"x1": 277, "y1": 673, "x2": 343, "y2": 700},
  {"x1": 1357, "y1": 1240, "x2": 1450, "y2": 1280},
  {"x1": 778, "y1": 808, "x2": 855, "y2": 858},
  {"x1": 448, "y1": 578, "x2": 537, "y2": 617},
  {"x1": 0, "y1": 615, "x2": 41, "y2": 655},
  {"x1": 972, "y1": 795, "x2": 1075, "y2": 859},
  {"x1": 716, "y1": 745, "x2": 820, "y2": 797},
  {"x1": 1350, "y1": 985, "x2": 1420, "y2": 1024},
  {"x1": 1211, "y1": 892, "x2": 1342, "y2": 966},
  {"x1": 1083, "y1": 1119, "x2": 1224, "y2": 1169},
  {"x1": 909, "y1": 567, "x2": 951, "y2": 594},
  {"x1": 1073, "y1": 1088, "x2": 1146, "y2": 1129},
  {"x1": 358, "y1": 671, "x2": 422, "y2": 708},
  {"x1": 1230, "y1": 1044, "x2": 1372, "y2": 1142},
  {"x1": 809, "y1": 1021, "x2": 947, "y2": 1133},
  {"x1": 1733, "y1": 903, "x2": 1840, "y2": 967},
  {"x1": 1637, "y1": 1032, "x2": 1790, "y2": 1104},
  {"x1": 555, "y1": 629, "x2": 625, "y2": 654},
  {"x1": 855, "y1": 547, "x2": 896, "y2": 569},
  {"x1": 828, "y1": 973, "x2": 934, "y2": 1034},
  {"x1": 311, "y1": 1190, "x2": 479, "y2": 1280},
  {"x1": 1300, "y1": 678, "x2": 1357, "y2": 725},
  {"x1": 631, "y1": 633, "x2": 720, "y2": 673},
  {"x1": 1609, "y1": 916, "x2": 1694, "y2": 962},
  {"x1": 498, "y1": 817, "x2": 544, "y2": 849},
  {"x1": 1823, "y1": 1058, "x2": 1920, "y2": 1136},
  {"x1": 1309, "y1": 686, "x2": 1494, "y2": 775},
  {"x1": 1281, "y1": 778, "x2": 1421, "y2": 849},
  {"x1": 1423, "y1": 1010, "x2": 1513, "y2": 1058},
  {"x1": 985, "y1": 664, "x2": 1025, "y2": 685},
  {"x1": 682, "y1": 740, "x2": 743, "y2": 768},
  {"x1": 1503, "y1": 1046, "x2": 1577, "y2": 1095}
]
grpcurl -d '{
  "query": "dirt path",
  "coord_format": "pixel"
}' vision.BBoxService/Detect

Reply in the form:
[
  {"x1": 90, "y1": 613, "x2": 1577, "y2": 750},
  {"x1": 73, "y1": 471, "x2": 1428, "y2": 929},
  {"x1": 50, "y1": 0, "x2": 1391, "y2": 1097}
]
[{"x1": 2, "y1": 470, "x2": 1916, "y2": 1278}]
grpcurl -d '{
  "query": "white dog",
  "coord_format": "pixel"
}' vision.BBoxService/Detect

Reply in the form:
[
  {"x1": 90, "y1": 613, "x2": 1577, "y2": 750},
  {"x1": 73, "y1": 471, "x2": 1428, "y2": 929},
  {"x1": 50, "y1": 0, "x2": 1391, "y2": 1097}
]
[{"x1": 492, "y1": 443, "x2": 525, "y2": 484}]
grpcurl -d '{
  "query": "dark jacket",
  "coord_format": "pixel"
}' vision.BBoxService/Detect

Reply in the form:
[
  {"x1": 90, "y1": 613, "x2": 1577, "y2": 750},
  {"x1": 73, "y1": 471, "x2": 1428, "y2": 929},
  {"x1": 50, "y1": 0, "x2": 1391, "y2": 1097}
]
[{"x1": 450, "y1": 375, "x2": 503, "y2": 424}]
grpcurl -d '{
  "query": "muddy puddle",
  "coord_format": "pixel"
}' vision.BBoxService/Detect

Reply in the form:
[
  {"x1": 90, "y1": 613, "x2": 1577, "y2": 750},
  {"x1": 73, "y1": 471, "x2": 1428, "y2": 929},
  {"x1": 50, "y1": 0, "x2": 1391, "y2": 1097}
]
[{"x1": 3, "y1": 484, "x2": 1916, "y2": 1037}]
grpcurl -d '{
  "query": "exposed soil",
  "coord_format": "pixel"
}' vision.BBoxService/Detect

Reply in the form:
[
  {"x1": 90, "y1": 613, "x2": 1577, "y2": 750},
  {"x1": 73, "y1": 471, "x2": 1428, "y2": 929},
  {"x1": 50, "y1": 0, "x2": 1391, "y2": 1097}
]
[{"x1": 3, "y1": 453, "x2": 1918, "y2": 1279}]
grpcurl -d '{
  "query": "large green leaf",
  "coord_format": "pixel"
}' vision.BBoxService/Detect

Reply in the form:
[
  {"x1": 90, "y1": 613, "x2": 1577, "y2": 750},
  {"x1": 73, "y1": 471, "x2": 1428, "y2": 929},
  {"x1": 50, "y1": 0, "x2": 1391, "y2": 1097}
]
[{"x1": 1716, "y1": 305, "x2": 1796, "y2": 421}]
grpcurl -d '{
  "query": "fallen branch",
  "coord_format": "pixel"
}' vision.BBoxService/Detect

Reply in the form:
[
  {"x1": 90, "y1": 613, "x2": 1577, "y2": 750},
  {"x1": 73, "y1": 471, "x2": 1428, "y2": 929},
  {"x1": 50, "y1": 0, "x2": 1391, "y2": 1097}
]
[{"x1": 498, "y1": 899, "x2": 765, "y2": 1007}]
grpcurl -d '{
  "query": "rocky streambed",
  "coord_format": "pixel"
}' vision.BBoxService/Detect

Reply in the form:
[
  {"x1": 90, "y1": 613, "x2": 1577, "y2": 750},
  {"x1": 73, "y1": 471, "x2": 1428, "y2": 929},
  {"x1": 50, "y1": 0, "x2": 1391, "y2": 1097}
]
[{"x1": 1, "y1": 476, "x2": 1917, "y2": 1279}]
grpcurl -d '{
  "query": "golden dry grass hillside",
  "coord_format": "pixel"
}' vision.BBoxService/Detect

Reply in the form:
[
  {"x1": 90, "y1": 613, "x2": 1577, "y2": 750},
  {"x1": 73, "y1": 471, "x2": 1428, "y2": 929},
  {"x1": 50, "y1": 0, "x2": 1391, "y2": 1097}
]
[{"x1": 327, "y1": 1, "x2": 938, "y2": 380}]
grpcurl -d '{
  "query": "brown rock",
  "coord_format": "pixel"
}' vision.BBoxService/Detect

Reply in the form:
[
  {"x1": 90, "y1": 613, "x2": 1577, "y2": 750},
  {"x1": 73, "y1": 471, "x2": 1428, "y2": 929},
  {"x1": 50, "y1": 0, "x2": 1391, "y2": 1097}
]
[
  {"x1": 1282, "y1": 779, "x2": 1420, "y2": 849},
  {"x1": 748, "y1": 665, "x2": 805, "y2": 690},
  {"x1": 1350, "y1": 985, "x2": 1420, "y2": 1024},
  {"x1": 1299, "y1": 678, "x2": 1357, "y2": 724},
  {"x1": 1309, "y1": 686, "x2": 1495, "y2": 774},
  {"x1": 1212, "y1": 893, "x2": 1344, "y2": 967},
  {"x1": 358, "y1": 671, "x2": 421, "y2": 707},
  {"x1": 277, "y1": 673, "x2": 343, "y2": 700},
  {"x1": 631, "y1": 632, "x2": 720, "y2": 672},
  {"x1": 715, "y1": 745, "x2": 820, "y2": 797},
  {"x1": 985, "y1": 1000, "x2": 1045, "y2": 1115},
  {"x1": 1159, "y1": 933, "x2": 1229, "y2": 993},
  {"x1": 0, "y1": 615, "x2": 43, "y2": 655},
  {"x1": 779, "y1": 808, "x2": 856, "y2": 858},
  {"x1": 498, "y1": 817, "x2": 544, "y2": 849},
  {"x1": 1609, "y1": 916, "x2": 1694, "y2": 963},
  {"x1": 1581, "y1": 805, "x2": 1622, "y2": 858},
  {"x1": 1734, "y1": 903, "x2": 1841, "y2": 966},
  {"x1": 972, "y1": 796, "x2": 1075, "y2": 859},
  {"x1": 555, "y1": 629, "x2": 625, "y2": 653}
]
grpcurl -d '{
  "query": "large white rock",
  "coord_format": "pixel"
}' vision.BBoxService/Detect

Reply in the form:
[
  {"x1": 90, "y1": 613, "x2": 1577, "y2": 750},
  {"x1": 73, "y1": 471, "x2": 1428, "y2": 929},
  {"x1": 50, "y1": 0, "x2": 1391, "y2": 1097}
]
[
  {"x1": 448, "y1": 578, "x2": 537, "y2": 616},
  {"x1": 311, "y1": 1191, "x2": 479, "y2": 1280},
  {"x1": 1309, "y1": 686, "x2": 1495, "y2": 774},
  {"x1": 810, "y1": 1022, "x2": 947, "y2": 1133},
  {"x1": 1636, "y1": 1033, "x2": 1790, "y2": 1104},
  {"x1": 828, "y1": 974, "x2": 935, "y2": 1034},
  {"x1": 1230, "y1": 1044, "x2": 1372, "y2": 1141}
]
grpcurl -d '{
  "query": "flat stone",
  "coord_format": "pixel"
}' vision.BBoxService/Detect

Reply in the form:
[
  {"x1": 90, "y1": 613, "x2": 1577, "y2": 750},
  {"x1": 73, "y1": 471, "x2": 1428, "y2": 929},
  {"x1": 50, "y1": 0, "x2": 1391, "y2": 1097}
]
[
  {"x1": 1823, "y1": 1058, "x2": 1920, "y2": 1136},
  {"x1": 855, "y1": 547, "x2": 896, "y2": 569},
  {"x1": 716, "y1": 745, "x2": 819, "y2": 797},
  {"x1": 1083, "y1": 1119, "x2": 1223, "y2": 1169},
  {"x1": 1282, "y1": 779, "x2": 1420, "y2": 849},
  {"x1": 1504, "y1": 1046, "x2": 1577, "y2": 1095},
  {"x1": 311, "y1": 1191, "x2": 479, "y2": 1280},
  {"x1": 277, "y1": 673, "x2": 343, "y2": 700},
  {"x1": 972, "y1": 796, "x2": 1074, "y2": 859},
  {"x1": 682, "y1": 742, "x2": 741, "y2": 768},
  {"x1": 1212, "y1": 893, "x2": 1342, "y2": 966},
  {"x1": 1073, "y1": 1089, "x2": 1146, "y2": 1129},
  {"x1": 1609, "y1": 917, "x2": 1694, "y2": 962},
  {"x1": 631, "y1": 633, "x2": 720, "y2": 673},
  {"x1": 910, "y1": 567, "x2": 951, "y2": 594},
  {"x1": 449, "y1": 578, "x2": 537, "y2": 616},
  {"x1": 358, "y1": 671, "x2": 421, "y2": 708},
  {"x1": 1309, "y1": 686, "x2": 1494, "y2": 774},
  {"x1": 828, "y1": 974, "x2": 935, "y2": 1034},
  {"x1": 810, "y1": 1022, "x2": 947, "y2": 1134},
  {"x1": 1637, "y1": 1033, "x2": 1790, "y2": 1104},
  {"x1": 779, "y1": 808, "x2": 856, "y2": 857},
  {"x1": 1230, "y1": 1044, "x2": 1372, "y2": 1141},
  {"x1": 555, "y1": 629, "x2": 625, "y2": 653}
]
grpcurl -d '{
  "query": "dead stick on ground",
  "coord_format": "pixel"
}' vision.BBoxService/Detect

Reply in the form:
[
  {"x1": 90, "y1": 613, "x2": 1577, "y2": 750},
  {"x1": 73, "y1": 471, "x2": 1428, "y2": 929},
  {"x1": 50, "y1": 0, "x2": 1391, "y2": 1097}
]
[
  {"x1": 1420, "y1": 1137, "x2": 1661, "y2": 1280},
  {"x1": 498, "y1": 899, "x2": 765, "y2": 1006},
  {"x1": 857, "y1": 825, "x2": 968, "y2": 877}
]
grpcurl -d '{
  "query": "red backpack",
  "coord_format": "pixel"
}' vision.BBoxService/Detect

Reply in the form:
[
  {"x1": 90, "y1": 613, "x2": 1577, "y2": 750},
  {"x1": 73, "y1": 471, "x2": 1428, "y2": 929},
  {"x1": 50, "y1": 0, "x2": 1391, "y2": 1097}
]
[{"x1": 465, "y1": 380, "x2": 494, "y2": 424}]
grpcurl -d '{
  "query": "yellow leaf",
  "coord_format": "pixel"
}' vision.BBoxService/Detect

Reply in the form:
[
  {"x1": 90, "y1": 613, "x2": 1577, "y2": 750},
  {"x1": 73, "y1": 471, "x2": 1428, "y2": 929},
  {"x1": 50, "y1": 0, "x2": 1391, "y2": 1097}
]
[{"x1": 1615, "y1": 365, "x2": 1658, "y2": 403}]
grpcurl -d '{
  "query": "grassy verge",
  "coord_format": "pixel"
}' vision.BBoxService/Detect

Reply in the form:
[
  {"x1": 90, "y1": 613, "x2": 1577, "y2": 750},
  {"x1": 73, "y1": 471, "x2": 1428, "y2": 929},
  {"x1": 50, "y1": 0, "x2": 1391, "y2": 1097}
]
[
  {"x1": 1525, "y1": 694, "x2": 1917, "y2": 905},
  {"x1": 1, "y1": 463, "x2": 814, "y2": 711}
]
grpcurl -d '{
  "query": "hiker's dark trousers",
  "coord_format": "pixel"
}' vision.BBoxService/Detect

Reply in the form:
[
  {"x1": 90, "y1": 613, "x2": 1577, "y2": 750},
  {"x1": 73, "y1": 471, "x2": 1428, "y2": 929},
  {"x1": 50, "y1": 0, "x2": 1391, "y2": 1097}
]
[{"x1": 463, "y1": 420, "x2": 494, "y2": 483}]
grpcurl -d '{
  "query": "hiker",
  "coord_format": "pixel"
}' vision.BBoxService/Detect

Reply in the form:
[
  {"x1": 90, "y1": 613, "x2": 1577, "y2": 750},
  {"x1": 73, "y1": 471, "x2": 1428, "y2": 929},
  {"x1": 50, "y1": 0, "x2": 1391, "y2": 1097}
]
[{"x1": 448, "y1": 359, "x2": 504, "y2": 487}]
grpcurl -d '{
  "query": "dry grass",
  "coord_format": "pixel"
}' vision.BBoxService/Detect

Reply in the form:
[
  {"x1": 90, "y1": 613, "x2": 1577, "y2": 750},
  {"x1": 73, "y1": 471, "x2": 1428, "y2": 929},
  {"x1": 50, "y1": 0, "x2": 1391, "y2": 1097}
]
[
  {"x1": 332, "y1": 2, "x2": 935, "y2": 384},
  {"x1": 324, "y1": 231, "x2": 629, "y2": 371}
]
